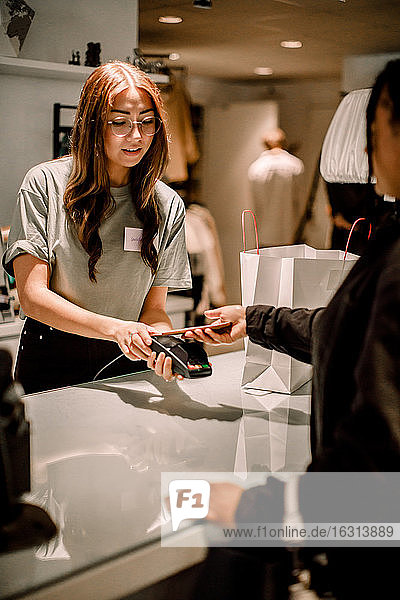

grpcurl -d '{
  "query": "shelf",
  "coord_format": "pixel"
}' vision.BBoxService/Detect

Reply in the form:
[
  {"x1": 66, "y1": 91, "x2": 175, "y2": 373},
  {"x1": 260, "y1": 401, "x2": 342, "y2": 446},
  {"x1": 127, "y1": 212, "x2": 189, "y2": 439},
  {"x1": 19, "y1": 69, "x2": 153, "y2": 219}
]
[
  {"x1": 0, "y1": 55, "x2": 170, "y2": 83},
  {"x1": 0, "y1": 56, "x2": 94, "y2": 80}
]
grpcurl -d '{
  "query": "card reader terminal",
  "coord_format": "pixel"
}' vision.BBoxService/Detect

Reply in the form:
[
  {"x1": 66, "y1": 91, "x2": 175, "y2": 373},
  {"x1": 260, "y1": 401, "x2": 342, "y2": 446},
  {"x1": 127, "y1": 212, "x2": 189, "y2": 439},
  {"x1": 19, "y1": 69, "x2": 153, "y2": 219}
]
[{"x1": 150, "y1": 335, "x2": 212, "y2": 378}]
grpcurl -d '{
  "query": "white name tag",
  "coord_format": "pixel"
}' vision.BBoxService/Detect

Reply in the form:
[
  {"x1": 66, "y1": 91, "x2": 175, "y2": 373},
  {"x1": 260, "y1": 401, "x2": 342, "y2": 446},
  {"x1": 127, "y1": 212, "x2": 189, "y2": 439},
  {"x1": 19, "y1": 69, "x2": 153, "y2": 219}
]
[{"x1": 124, "y1": 227, "x2": 143, "y2": 251}]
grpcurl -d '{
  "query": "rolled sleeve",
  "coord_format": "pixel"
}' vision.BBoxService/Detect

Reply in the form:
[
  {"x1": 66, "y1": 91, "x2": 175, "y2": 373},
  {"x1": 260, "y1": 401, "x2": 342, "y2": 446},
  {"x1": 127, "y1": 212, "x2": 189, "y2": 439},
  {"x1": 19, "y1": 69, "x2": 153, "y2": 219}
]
[
  {"x1": 2, "y1": 187, "x2": 49, "y2": 277},
  {"x1": 152, "y1": 198, "x2": 192, "y2": 291}
]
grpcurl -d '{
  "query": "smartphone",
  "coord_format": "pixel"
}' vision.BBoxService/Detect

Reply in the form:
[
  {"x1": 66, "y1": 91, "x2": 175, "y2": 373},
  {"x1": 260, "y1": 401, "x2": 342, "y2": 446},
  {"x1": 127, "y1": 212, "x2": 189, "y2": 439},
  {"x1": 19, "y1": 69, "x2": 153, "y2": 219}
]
[{"x1": 154, "y1": 321, "x2": 232, "y2": 336}]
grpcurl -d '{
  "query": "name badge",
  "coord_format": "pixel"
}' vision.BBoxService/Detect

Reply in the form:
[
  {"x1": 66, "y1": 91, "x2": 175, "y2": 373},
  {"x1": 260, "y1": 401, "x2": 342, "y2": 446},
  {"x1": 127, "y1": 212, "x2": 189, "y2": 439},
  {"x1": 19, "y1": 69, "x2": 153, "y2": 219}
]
[{"x1": 124, "y1": 227, "x2": 143, "y2": 251}]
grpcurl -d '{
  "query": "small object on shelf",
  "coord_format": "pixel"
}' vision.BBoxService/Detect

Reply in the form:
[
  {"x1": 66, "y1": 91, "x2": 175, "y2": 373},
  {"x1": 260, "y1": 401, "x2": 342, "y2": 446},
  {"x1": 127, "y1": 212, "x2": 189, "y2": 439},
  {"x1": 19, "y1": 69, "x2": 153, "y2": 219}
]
[
  {"x1": 85, "y1": 42, "x2": 101, "y2": 67},
  {"x1": 68, "y1": 49, "x2": 80, "y2": 65}
]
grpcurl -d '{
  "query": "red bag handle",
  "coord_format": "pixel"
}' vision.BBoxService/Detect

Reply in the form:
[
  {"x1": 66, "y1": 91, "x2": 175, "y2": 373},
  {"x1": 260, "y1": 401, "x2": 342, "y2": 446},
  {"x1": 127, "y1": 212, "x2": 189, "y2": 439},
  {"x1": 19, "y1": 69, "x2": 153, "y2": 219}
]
[
  {"x1": 241, "y1": 209, "x2": 260, "y2": 254},
  {"x1": 344, "y1": 218, "x2": 372, "y2": 261}
]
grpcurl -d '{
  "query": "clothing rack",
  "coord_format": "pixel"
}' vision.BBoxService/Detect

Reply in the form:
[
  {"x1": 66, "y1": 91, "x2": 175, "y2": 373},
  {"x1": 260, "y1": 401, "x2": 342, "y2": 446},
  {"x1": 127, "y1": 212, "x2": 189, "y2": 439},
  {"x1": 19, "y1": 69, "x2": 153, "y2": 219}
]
[
  {"x1": 129, "y1": 48, "x2": 188, "y2": 82},
  {"x1": 0, "y1": 228, "x2": 15, "y2": 322}
]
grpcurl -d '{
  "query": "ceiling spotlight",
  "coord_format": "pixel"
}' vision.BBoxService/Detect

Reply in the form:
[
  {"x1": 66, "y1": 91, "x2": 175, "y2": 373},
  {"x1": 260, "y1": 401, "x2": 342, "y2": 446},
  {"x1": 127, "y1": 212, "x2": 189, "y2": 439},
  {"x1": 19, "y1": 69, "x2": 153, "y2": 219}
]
[
  {"x1": 158, "y1": 16, "x2": 183, "y2": 24},
  {"x1": 169, "y1": 52, "x2": 181, "y2": 61},
  {"x1": 280, "y1": 40, "x2": 303, "y2": 48},
  {"x1": 254, "y1": 67, "x2": 273, "y2": 76},
  {"x1": 193, "y1": 0, "x2": 212, "y2": 8}
]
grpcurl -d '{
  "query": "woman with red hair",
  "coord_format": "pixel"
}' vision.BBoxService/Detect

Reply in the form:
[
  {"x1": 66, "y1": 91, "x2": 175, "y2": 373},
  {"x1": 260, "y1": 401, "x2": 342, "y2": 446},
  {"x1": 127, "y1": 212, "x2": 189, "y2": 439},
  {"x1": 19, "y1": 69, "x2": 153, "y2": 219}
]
[{"x1": 3, "y1": 62, "x2": 191, "y2": 393}]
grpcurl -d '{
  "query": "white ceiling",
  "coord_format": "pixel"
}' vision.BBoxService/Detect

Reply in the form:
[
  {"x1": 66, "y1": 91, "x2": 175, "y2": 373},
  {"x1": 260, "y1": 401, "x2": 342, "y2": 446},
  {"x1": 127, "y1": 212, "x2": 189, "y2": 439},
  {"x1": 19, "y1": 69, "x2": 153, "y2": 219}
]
[{"x1": 139, "y1": 0, "x2": 400, "y2": 82}]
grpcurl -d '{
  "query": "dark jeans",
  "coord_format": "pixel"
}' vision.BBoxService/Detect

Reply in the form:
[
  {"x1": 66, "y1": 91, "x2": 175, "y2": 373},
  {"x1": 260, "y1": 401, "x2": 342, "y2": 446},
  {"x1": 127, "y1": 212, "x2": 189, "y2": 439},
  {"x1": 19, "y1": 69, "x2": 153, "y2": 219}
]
[
  {"x1": 15, "y1": 318, "x2": 148, "y2": 395},
  {"x1": 192, "y1": 547, "x2": 291, "y2": 600}
]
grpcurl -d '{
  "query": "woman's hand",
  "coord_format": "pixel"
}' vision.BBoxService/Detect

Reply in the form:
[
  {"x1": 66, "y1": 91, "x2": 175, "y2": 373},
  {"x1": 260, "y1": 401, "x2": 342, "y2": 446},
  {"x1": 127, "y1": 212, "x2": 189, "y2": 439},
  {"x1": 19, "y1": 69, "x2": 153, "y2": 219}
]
[
  {"x1": 147, "y1": 351, "x2": 183, "y2": 383},
  {"x1": 116, "y1": 321, "x2": 183, "y2": 382},
  {"x1": 183, "y1": 305, "x2": 247, "y2": 346}
]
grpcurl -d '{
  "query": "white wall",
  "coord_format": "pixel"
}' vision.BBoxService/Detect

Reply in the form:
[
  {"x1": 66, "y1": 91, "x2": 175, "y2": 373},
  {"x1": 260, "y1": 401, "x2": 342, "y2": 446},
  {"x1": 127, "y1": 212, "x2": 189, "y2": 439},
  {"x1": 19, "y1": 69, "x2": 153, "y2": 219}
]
[
  {"x1": 201, "y1": 100, "x2": 278, "y2": 304},
  {"x1": 343, "y1": 52, "x2": 400, "y2": 93},
  {"x1": 276, "y1": 79, "x2": 340, "y2": 251},
  {"x1": 0, "y1": 75, "x2": 83, "y2": 226},
  {"x1": 0, "y1": 0, "x2": 138, "y2": 227}
]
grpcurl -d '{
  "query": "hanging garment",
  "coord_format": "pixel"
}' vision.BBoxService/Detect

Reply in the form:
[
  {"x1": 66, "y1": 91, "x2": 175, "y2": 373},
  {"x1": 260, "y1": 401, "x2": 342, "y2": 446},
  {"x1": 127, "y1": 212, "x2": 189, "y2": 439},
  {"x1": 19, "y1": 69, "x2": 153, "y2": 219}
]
[
  {"x1": 162, "y1": 79, "x2": 200, "y2": 183},
  {"x1": 185, "y1": 203, "x2": 227, "y2": 313},
  {"x1": 248, "y1": 149, "x2": 304, "y2": 247}
]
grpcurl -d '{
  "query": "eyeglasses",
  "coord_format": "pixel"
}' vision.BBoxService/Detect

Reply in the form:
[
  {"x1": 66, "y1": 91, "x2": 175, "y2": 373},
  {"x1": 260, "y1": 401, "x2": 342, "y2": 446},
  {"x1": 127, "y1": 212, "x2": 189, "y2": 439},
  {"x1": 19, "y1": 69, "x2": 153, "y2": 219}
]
[{"x1": 107, "y1": 116, "x2": 162, "y2": 137}]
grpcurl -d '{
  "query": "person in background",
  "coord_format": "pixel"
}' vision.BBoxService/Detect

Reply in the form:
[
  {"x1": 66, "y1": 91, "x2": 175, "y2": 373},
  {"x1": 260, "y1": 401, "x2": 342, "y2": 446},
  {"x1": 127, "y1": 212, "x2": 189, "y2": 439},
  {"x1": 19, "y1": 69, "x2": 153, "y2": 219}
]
[
  {"x1": 2, "y1": 61, "x2": 191, "y2": 394},
  {"x1": 247, "y1": 127, "x2": 304, "y2": 247},
  {"x1": 186, "y1": 59, "x2": 400, "y2": 599}
]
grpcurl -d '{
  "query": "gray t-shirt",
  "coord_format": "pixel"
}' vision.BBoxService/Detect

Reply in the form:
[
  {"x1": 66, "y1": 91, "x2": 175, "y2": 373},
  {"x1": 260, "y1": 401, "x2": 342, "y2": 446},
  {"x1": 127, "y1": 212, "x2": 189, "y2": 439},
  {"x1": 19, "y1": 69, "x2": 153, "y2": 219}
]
[{"x1": 3, "y1": 157, "x2": 192, "y2": 321}]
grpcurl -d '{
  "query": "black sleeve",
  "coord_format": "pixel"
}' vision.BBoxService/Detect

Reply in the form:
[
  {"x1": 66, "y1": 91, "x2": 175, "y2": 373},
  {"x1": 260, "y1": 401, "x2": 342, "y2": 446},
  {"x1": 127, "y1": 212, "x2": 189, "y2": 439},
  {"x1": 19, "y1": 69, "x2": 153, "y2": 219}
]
[
  {"x1": 235, "y1": 477, "x2": 285, "y2": 525},
  {"x1": 312, "y1": 259, "x2": 400, "y2": 473},
  {"x1": 246, "y1": 305, "x2": 324, "y2": 365},
  {"x1": 236, "y1": 472, "x2": 398, "y2": 528}
]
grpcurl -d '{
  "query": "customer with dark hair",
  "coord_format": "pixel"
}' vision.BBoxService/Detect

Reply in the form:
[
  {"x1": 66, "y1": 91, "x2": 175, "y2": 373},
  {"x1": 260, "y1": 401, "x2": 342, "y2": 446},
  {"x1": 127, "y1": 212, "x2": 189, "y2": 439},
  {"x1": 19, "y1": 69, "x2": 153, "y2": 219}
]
[
  {"x1": 2, "y1": 61, "x2": 191, "y2": 393},
  {"x1": 187, "y1": 60, "x2": 400, "y2": 598}
]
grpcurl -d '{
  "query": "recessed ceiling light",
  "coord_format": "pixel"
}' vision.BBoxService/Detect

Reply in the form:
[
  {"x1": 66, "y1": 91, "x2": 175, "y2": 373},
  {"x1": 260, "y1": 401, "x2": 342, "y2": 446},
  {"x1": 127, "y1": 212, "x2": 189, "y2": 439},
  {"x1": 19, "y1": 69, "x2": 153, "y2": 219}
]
[
  {"x1": 254, "y1": 67, "x2": 273, "y2": 76},
  {"x1": 169, "y1": 52, "x2": 181, "y2": 61},
  {"x1": 280, "y1": 40, "x2": 303, "y2": 48},
  {"x1": 193, "y1": 0, "x2": 212, "y2": 7},
  {"x1": 158, "y1": 16, "x2": 183, "y2": 24},
  {"x1": 273, "y1": 0, "x2": 301, "y2": 5}
]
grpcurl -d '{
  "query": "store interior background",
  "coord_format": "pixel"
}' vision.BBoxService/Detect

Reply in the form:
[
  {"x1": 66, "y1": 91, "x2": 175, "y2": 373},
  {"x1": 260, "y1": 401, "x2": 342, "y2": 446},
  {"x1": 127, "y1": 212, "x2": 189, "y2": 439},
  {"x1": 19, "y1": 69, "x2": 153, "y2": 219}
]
[{"x1": 1, "y1": 0, "x2": 400, "y2": 304}]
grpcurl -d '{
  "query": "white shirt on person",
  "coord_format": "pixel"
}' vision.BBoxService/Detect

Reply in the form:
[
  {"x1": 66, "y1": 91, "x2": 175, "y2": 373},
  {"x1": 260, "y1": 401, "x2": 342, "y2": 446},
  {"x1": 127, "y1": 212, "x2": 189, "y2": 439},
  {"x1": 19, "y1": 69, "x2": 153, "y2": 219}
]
[{"x1": 248, "y1": 149, "x2": 304, "y2": 247}]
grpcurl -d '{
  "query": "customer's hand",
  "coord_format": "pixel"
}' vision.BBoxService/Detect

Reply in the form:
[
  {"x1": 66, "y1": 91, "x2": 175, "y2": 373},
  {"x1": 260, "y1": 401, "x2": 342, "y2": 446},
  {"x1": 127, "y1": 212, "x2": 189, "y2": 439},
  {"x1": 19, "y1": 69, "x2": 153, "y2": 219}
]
[
  {"x1": 207, "y1": 482, "x2": 244, "y2": 526},
  {"x1": 183, "y1": 305, "x2": 247, "y2": 346},
  {"x1": 332, "y1": 212, "x2": 352, "y2": 230}
]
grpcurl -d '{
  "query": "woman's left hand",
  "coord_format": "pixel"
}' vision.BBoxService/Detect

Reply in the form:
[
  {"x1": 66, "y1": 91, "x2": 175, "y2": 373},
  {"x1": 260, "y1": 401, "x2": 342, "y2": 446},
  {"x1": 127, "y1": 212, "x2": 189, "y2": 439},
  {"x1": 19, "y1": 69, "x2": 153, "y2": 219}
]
[
  {"x1": 138, "y1": 287, "x2": 183, "y2": 382},
  {"x1": 124, "y1": 323, "x2": 183, "y2": 382},
  {"x1": 147, "y1": 350, "x2": 184, "y2": 383}
]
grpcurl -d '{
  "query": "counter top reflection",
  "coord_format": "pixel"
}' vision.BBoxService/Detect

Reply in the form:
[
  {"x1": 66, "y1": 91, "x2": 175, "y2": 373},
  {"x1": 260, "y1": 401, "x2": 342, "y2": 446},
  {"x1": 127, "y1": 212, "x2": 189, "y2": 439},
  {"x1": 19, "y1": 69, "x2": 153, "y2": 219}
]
[{"x1": 0, "y1": 350, "x2": 311, "y2": 600}]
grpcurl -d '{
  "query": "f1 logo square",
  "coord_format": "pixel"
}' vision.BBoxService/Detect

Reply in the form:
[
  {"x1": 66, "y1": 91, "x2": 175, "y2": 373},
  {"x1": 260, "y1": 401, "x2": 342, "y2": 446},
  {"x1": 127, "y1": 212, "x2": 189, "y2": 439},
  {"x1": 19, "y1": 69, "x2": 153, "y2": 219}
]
[{"x1": 169, "y1": 479, "x2": 210, "y2": 531}]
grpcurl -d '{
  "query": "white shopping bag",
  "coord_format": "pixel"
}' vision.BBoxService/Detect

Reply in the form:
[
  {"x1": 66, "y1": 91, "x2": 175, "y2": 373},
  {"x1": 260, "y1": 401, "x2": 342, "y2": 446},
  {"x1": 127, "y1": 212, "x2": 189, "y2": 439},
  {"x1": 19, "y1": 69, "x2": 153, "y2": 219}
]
[{"x1": 240, "y1": 213, "x2": 358, "y2": 393}]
